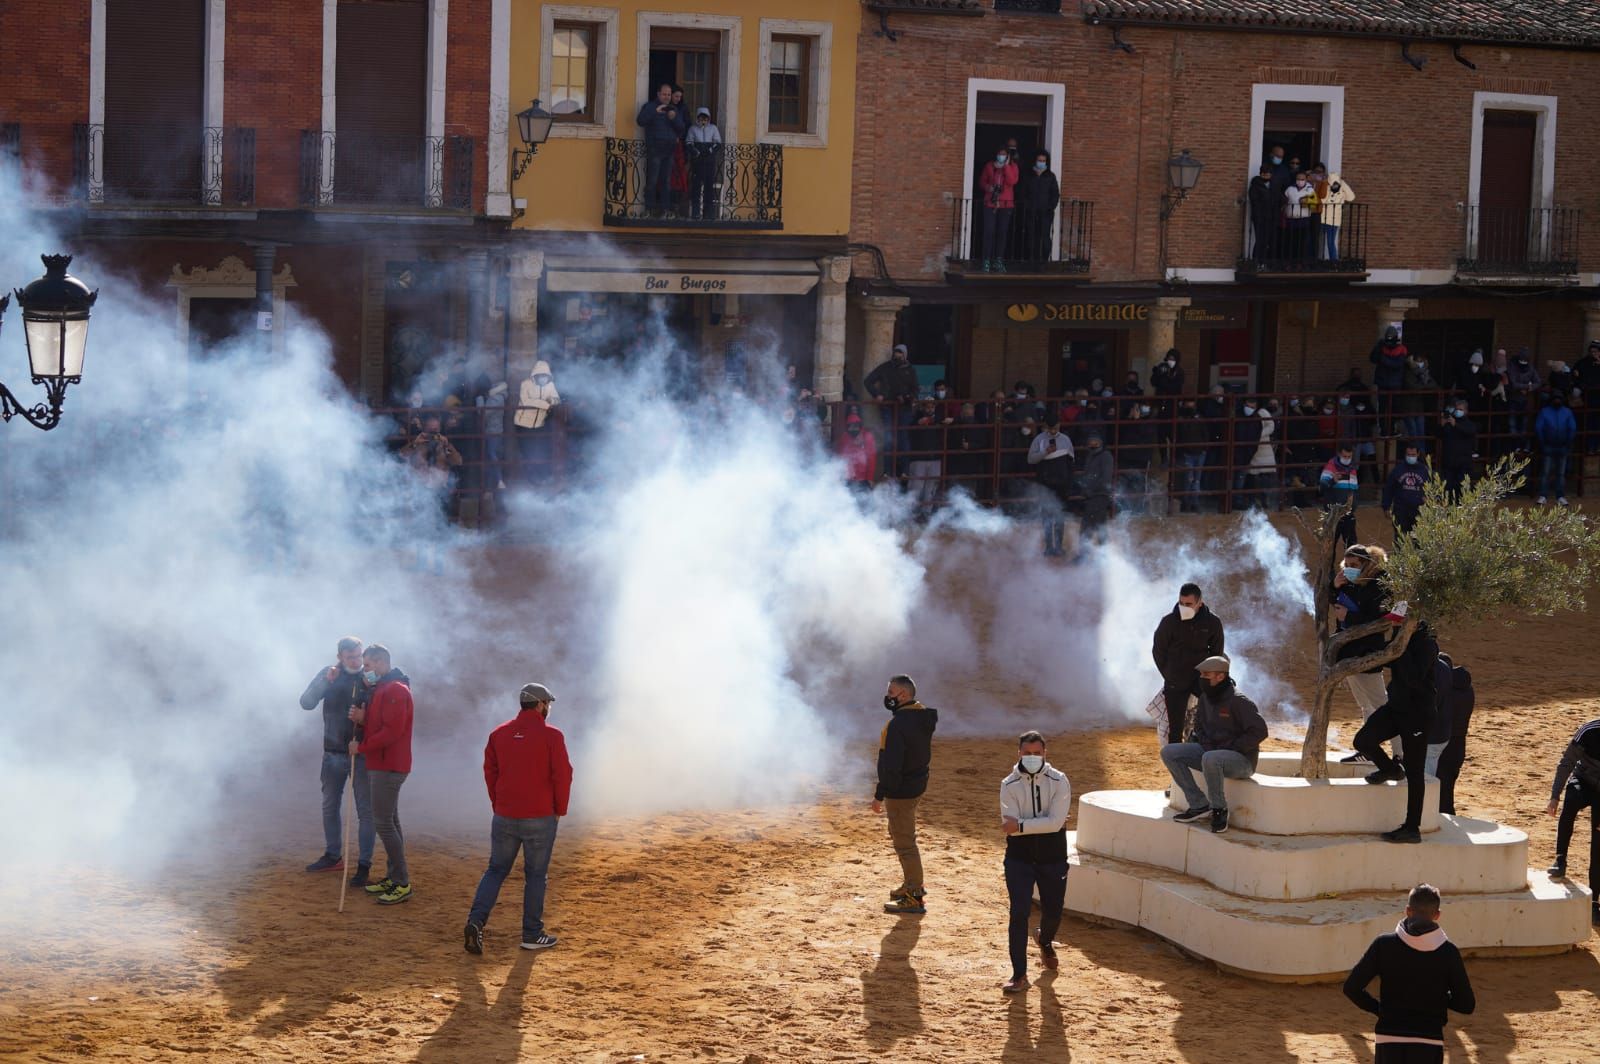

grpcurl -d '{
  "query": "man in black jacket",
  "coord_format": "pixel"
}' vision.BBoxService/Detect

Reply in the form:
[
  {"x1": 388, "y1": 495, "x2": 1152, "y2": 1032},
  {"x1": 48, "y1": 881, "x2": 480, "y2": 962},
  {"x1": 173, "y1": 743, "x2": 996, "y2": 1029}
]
[
  {"x1": 1432, "y1": 655, "x2": 1474, "y2": 816},
  {"x1": 1357, "y1": 611, "x2": 1439, "y2": 843},
  {"x1": 636, "y1": 83, "x2": 685, "y2": 216},
  {"x1": 1545, "y1": 716, "x2": 1600, "y2": 925},
  {"x1": 872, "y1": 674, "x2": 939, "y2": 915},
  {"x1": 1437, "y1": 402, "x2": 1477, "y2": 501},
  {"x1": 1246, "y1": 165, "x2": 1278, "y2": 261},
  {"x1": 1344, "y1": 883, "x2": 1476, "y2": 1063},
  {"x1": 300, "y1": 636, "x2": 376, "y2": 886},
  {"x1": 1151, "y1": 584, "x2": 1226, "y2": 745},
  {"x1": 1159, "y1": 655, "x2": 1267, "y2": 835}
]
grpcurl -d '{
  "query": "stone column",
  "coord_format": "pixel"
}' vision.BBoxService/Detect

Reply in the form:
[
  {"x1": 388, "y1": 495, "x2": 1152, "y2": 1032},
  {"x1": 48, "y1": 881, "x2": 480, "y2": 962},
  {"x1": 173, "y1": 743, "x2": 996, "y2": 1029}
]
[
  {"x1": 857, "y1": 293, "x2": 910, "y2": 384},
  {"x1": 1145, "y1": 296, "x2": 1191, "y2": 376},
  {"x1": 507, "y1": 249, "x2": 544, "y2": 378},
  {"x1": 252, "y1": 243, "x2": 277, "y2": 338},
  {"x1": 1582, "y1": 301, "x2": 1600, "y2": 350},
  {"x1": 462, "y1": 247, "x2": 490, "y2": 360},
  {"x1": 813, "y1": 255, "x2": 851, "y2": 403}
]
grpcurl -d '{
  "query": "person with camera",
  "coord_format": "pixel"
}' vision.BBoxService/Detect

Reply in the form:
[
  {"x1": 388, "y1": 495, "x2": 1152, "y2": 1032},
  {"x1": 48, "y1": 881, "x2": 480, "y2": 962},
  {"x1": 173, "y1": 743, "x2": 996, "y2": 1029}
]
[
  {"x1": 1319, "y1": 169, "x2": 1355, "y2": 261},
  {"x1": 300, "y1": 636, "x2": 376, "y2": 887},
  {"x1": 636, "y1": 82, "x2": 685, "y2": 216},
  {"x1": 978, "y1": 146, "x2": 1019, "y2": 272},
  {"x1": 400, "y1": 414, "x2": 464, "y2": 479},
  {"x1": 349, "y1": 645, "x2": 414, "y2": 905},
  {"x1": 1028, "y1": 412, "x2": 1076, "y2": 556}
]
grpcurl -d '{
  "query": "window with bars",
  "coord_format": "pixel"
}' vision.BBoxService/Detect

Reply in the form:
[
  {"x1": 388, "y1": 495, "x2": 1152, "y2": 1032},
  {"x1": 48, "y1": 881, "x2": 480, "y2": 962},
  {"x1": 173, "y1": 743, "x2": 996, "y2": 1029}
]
[
  {"x1": 551, "y1": 21, "x2": 597, "y2": 121},
  {"x1": 768, "y1": 35, "x2": 810, "y2": 133}
]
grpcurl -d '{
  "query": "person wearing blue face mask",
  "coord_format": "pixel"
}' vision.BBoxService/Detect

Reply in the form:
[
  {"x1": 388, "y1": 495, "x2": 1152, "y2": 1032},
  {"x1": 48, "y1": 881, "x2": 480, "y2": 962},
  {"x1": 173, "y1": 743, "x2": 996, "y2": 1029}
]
[
  {"x1": 1383, "y1": 442, "x2": 1430, "y2": 535},
  {"x1": 998, "y1": 730, "x2": 1071, "y2": 995},
  {"x1": 978, "y1": 147, "x2": 1018, "y2": 272},
  {"x1": 1332, "y1": 545, "x2": 1391, "y2": 757},
  {"x1": 1019, "y1": 151, "x2": 1061, "y2": 265}
]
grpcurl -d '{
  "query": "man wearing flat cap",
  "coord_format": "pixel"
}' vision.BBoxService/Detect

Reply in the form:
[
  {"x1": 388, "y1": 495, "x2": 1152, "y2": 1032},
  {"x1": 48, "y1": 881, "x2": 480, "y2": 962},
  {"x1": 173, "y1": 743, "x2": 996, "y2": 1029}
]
[
  {"x1": 1158, "y1": 655, "x2": 1267, "y2": 835},
  {"x1": 464, "y1": 683, "x2": 573, "y2": 955}
]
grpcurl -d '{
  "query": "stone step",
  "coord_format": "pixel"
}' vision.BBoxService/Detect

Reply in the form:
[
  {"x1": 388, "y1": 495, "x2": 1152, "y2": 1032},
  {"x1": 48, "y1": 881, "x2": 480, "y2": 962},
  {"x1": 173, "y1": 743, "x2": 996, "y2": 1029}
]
[
  {"x1": 1165, "y1": 762, "x2": 1441, "y2": 835},
  {"x1": 1079, "y1": 789, "x2": 1529, "y2": 900},
  {"x1": 1065, "y1": 836, "x2": 1592, "y2": 982}
]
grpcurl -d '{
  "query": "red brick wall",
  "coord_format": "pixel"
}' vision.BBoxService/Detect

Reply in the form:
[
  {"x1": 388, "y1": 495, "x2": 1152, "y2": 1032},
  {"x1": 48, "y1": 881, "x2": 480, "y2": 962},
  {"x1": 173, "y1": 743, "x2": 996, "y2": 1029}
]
[
  {"x1": 225, "y1": 3, "x2": 322, "y2": 209},
  {"x1": 445, "y1": 0, "x2": 491, "y2": 214},
  {"x1": 851, "y1": 10, "x2": 1600, "y2": 283},
  {"x1": 1, "y1": 1, "x2": 92, "y2": 195}
]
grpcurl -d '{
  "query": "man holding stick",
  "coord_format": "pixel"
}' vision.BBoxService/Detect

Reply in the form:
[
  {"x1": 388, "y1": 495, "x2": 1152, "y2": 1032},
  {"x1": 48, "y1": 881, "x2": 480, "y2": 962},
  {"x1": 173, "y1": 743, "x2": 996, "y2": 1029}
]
[{"x1": 301, "y1": 636, "x2": 375, "y2": 888}]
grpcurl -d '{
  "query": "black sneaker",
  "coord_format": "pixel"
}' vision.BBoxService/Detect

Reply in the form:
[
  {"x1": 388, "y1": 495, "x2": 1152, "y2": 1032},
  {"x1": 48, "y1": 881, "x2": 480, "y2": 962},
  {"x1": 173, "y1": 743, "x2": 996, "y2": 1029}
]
[
  {"x1": 1547, "y1": 861, "x2": 1567, "y2": 879},
  {"x1": 305, "y1": 854, "x2": 344, "y2": 873},
  {"x1": 1365, "y1": 768, "x2": 1405, "y2": 785},
  {"x1": 348, "y1": 863, "x2": 371, "y2": 889},
  {"x1": 1382, "y1": 825, "x2": 1422, "y2": 844},
  {"x1": 1338, "y1": 752, "x2": 1371, "y2": 764},
  {"x1": 521, "y1": 934, "x2": 558, "y2": 950},
  {"x1": 1210, "y1": 808, "x2": 1230, "y2": 834},
  {"x1": 464, "y1": 922, "x2": 484, "y2": 955},
  {"x1": 1592, "y1": 902, "x2": 1599, "y2": 926},
  {"x1": 1174, "y1": 805, "x2": 1212, "y2": 824}
]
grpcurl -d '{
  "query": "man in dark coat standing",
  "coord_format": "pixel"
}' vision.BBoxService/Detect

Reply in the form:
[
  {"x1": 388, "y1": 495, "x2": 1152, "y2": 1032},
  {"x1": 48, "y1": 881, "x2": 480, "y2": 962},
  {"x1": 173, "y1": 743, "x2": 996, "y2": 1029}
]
[
  {"x1": 873, "y1": 674, "x2": 939, "y2": 915},
  {"x1": 1151, "y1": 583, "x2": 1226, "y2": 744},
  {"x1": 1344, "y1": 884, "x2": 1475, "y2": 1063}
]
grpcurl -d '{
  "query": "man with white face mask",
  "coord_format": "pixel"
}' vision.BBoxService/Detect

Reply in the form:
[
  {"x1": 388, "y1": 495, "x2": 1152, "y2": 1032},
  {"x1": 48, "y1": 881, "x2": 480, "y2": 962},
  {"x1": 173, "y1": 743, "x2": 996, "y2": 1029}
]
[
  {"x1": 999, "y1": 730, "x2": 1071, "y2": 994},
  {"x1": 301, "y1": 636, "x2": 376, "y2": 886},
  {"x1": 1151, "y1": 584, "x2": 1226, "y2": 744}
]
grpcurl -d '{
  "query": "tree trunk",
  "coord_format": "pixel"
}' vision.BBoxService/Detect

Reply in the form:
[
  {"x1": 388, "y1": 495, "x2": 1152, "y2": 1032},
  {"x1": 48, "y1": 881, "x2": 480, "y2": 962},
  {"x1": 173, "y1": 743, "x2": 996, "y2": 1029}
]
[{"x1": 1300, "y1": 681, "x2": 1339, "y2": 779}]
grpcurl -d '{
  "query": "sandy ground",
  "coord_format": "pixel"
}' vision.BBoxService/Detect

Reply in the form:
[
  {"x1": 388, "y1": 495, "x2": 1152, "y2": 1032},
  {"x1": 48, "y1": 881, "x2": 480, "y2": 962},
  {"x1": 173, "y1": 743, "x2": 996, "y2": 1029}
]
[{"x1": 3, "y1": 513, "x2": 1599, "y2": 1063}]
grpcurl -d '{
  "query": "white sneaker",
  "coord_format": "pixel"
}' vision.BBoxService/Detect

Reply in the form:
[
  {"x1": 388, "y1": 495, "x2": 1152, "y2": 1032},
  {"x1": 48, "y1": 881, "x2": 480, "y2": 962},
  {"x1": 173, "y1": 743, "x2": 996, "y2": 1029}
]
[
  {"x1": 1558, "y1": 497, "x2": 1570, "y2": 507},
  {"x1": 1538, "y1": 496, "x2": 1548, "y2": 504}
]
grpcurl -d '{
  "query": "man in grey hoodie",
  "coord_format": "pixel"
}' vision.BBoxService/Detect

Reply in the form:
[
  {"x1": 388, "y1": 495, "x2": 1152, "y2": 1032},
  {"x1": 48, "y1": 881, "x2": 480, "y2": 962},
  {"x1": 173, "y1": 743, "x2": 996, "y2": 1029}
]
[
  {"x1": 1344, "y1": 884, "x2": 1475, "y2": 1062},
  {"x1": 301, "y1": 636, "x2": 376, "y2": 886}
]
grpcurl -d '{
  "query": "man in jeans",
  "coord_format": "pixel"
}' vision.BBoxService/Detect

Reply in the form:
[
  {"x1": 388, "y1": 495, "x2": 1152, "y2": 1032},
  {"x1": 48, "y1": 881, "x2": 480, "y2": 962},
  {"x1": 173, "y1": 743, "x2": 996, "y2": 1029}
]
[
  {"x1": 872, "y1": 675, "x2": 939, "y2": 914},
  {"x1": 351, "y1": 645, "x2": 414, "y2": 905},
  {"x1": 465, "y1": 683, "x2": 573, "y2": 954},
  {"x1": 636, "y1": 82, "x2": 684, "y2": 216},
  {"x1": 1160, "y1": 655, "x2": 1267, "y2": 834},
  {"x1": 301, "y1": 636, "x2": 376, "y2": 887}
]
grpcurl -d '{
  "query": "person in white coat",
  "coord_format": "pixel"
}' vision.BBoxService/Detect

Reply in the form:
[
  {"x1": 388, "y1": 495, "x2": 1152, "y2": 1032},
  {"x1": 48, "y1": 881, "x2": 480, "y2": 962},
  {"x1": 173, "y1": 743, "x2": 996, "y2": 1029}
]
[
  {"x1": 1320, "y1": 172, "x2": 1355, "y2": 261},
  {"x1": 999, "y1": 730, "x2": 1072, "y2": 994},
  {"x1": 513, "y1": 360, "x2": 561, "y2": 482}
]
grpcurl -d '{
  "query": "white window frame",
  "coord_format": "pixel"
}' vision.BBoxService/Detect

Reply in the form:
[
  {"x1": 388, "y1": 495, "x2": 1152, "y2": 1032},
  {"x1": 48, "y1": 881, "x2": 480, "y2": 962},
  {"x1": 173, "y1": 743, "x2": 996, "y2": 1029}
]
[
  {"x1": 958, "y1": 78, "x2": 1066, "y2": 260},
  {"x1": 1241, "y1": 84, "x2": 1345, "y2": 263},
  {"x1": 756, "y1": 18, "x2": 831, "y2": 148},
  {"x1": 1467, "y1": 90, "x2": 1557, "y2": 211},
  {"x1": 89, "y1": 0, "x2": 227, "y2": 205},
  {"x1": 634, "y1": 12, "x2": 741, "y2": 143},
  {"x1": 540, "y1": 5, "x2": 620, "y2": 140}
]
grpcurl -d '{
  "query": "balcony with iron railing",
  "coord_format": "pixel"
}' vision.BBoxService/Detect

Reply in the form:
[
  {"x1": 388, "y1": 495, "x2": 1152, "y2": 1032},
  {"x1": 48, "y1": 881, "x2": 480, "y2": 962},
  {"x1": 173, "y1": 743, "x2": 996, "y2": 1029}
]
[
  {"x1": 947, "y1": 199, "x2": 1093, "y2": 278},
  {"x1": 1457, "y1": 205, "x2": 1580, "y2": 280},
  {"x1": 993, "y1": 0, "x2": 1064, "y2": 11},
  {"x1": 601, "y1": 138, "x2": 782, "y2": 229},
  {"x1": 72, "y1": 123, "x2": 254, "y2": 207},
  {"x1": 299, "y1": 131, "x2": 474, "y2": 212},
  {"x1": 1236, "y1": 200, "x2": 1368, "y2": 280}
]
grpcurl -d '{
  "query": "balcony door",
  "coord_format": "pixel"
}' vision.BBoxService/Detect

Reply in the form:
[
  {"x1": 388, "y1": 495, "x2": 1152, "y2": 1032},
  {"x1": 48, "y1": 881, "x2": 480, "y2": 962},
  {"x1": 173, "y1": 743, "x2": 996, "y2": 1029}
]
[
  {"x1": 968, "y1": 92, "x2": 1048, "y2": 262},
  {"x1": 1476, "y1": 110, "x2": 1537, "y2": 266},
  {"x1": 103, "y1": 0, "x2": 205, "y2": 203},
  {"x1": 1260, "y1": 102, "x2": 1323, "y2": 173},
  {"x1": 648, "y1": 28, "x2": 721, "y2": 124},
  {"x1": 336, "y1": 0, "x2": 428, "y2": 207}
]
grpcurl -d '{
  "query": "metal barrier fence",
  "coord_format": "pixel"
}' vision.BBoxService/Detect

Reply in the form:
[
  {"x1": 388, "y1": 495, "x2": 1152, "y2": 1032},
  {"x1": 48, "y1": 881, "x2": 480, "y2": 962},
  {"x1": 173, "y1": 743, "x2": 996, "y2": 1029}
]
[{"x1": 373, "y1": 387, "x2": 1597, "y2": 524}]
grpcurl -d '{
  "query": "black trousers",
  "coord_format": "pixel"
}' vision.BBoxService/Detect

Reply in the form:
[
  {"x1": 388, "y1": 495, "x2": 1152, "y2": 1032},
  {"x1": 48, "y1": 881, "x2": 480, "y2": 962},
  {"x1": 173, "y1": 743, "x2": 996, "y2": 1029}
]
[
  {"x1": 1162, "y1": 685, "x2": 1193, "y2": 743},
  {"x1": 1355, "y1": 704, "x2": 1429, "y2": 831},
  {"x1": 1375, "y1": 1043, "x2": 1444, "y2": 1063},
  {"x1": 1435, "y1": 730, "x2": 1468, "y2": 815},
  {"x1": 1005, "y1": 856, "x2": 1067, "y2": 980},
  {"x1": 1554, "y1": 778, "x2": 1600, "y2": 895},
  {"x1": 1392, "y1": 503, "x2": 1420, "y2": 536}
]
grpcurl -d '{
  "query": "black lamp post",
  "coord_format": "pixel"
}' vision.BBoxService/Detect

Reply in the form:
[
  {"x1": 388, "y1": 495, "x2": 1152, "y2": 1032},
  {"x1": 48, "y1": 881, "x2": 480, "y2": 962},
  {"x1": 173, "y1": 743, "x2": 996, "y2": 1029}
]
[
  {"x1": 1160, "y1": 149, "x2": 1204, "y2": 220},
  {"x1": 512, "y1": 99, "x2": 554, "y2": 180},
  {"x1": 0, "y1": 254, "x2": 98, "y2": 431}
]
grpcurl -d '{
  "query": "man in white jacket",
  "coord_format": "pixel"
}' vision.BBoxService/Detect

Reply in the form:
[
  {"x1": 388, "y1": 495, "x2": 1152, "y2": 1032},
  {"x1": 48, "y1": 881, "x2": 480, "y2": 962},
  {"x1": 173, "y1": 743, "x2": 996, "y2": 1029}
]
[
  {"x1": 513, "y1": 360, "x2": 560, "y2": 482},
  {"x1": 999, "y1": 730, "x2": 1072, "y2": 994}
]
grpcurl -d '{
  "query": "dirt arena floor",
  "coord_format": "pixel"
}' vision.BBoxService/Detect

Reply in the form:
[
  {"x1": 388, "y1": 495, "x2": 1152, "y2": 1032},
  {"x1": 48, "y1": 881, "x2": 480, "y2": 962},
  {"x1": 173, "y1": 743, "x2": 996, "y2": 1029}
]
[{"x1": 2, "y1": 512, "x2": 1597, "y2": 1063}]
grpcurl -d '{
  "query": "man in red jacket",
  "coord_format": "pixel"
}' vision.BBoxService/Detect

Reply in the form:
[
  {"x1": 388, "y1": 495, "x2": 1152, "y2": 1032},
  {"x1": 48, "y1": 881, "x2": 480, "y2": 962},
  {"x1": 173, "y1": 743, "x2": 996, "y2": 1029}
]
[
  {"x1": 464, "y1": 682, "x2": 573, "y2": 954},
  {"x1": 349, "y1": 644, "x2": 414, "y2": 905}
]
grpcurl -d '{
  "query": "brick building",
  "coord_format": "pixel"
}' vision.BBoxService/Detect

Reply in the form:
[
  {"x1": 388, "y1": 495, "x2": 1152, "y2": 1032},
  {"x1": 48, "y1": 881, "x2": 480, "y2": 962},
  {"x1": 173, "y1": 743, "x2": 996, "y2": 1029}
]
[
  {"x1": 848, "y1": 0, "x2": 1600, "y2": 404},
  {"x1": 2, "y1": 0, "x2": 506, "y2": 401}
]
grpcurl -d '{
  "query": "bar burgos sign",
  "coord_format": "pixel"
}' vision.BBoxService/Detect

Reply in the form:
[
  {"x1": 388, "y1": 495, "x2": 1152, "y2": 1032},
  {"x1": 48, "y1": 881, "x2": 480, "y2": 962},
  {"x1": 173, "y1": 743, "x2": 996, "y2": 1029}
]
[{"x1": 1006, "y1": 302, "x2": 1150, "y2": 324}]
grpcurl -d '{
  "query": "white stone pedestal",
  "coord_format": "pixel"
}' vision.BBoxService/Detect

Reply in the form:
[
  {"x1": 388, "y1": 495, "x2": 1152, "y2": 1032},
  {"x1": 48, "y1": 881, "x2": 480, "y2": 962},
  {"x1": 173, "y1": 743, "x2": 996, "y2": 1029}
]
[{"x1": 1066, "y1": 754, "x2": 1592, "y2": 981}]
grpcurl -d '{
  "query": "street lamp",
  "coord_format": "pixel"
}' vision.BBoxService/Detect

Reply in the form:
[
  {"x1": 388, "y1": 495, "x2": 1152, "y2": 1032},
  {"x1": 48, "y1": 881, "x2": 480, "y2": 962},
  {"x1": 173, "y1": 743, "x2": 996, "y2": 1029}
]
[
  {"x1": 512, "y1": 99, "x2": 554, "y2": 180},
  {"x1": 1160, "y1": 149, "x2": 1204, "y2": 220},
  {"x1": 0, "y1": 254, "x2": 97, "y2": 431}
]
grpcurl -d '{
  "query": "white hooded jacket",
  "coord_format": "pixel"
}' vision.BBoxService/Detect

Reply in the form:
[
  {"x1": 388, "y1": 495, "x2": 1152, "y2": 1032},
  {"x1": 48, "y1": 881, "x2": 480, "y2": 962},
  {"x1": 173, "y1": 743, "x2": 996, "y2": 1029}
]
[
  {"x1": 999, "y1": 762, "x2": 1071, "y2": 837},
  {"x1": 514, "y1": 360, "x2": 561, "y2": 430}
]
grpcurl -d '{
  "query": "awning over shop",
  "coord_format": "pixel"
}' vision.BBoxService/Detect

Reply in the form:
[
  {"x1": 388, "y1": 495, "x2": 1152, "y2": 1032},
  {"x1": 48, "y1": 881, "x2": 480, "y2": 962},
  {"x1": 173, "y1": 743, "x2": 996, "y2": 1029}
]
[{"x1": 544, "y1": 256, "x2": 820, "y2": 295}]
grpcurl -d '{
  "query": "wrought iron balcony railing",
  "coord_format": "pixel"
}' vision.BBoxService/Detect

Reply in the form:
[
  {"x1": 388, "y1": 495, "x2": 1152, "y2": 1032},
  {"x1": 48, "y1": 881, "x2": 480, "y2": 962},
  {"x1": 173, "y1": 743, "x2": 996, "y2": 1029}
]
[
  {"x1": 1, "y1": 124, "x2": 18, "y2": 168},
  {"x1": 72, "y1": 123, "x2": 254, "y2": 206},
  {"x1": 1457, "y1": 205, "x2": 1580, "y2": 277},
  {"x1": 299, "y1": 131, "x2": 474, "y2": 211},
  {"x1": 602, "y1": 138, "x2": 782, "y2": 229},
  {"x1": 948, "y1": 199, "x2": 1092, "y2": 274},
  {"x1": 1237, "y1": 200, "x2": 1368, "y2": 277}
]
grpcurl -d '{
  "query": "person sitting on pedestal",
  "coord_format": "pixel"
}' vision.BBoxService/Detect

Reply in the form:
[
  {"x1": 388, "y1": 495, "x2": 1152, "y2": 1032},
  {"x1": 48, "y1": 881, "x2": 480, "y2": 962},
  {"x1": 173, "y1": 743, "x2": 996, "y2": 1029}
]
[{"x1": 1160, "y1": 655, "x2": 1268, "y2": 835}]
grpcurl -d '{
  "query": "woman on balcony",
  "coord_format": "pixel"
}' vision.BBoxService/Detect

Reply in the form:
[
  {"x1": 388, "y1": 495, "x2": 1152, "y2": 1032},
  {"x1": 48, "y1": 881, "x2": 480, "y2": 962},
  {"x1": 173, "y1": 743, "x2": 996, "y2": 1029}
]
[{"x1": 978, "y1": 148, "x2": 1018, "y2": 273}]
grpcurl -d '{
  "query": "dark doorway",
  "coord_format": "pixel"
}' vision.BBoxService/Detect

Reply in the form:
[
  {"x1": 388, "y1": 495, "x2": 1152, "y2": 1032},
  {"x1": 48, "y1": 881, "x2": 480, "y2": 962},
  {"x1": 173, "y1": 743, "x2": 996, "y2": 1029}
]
[
  {"x1": 1396, "y1": 318, "x2": 1497, "y2": 392},
  {"x1": 904, "y1": 304, "x2": 955, "y2": 385},
  {"x1": 384, "y1": 261, "x2": 459, "y2": 403},
  {"x1": 336, "y1": 0, "x2": 428, "y2": 206},
  {"x1": 1049, "y1": 329, "x2": 1119, "y2": 397},
  {"x1": 970, "y1": 92, "x2": 1048, "y2": 260},
  {"x1": 649, "y1": 28, "x2": 721, "y2": 121},
  {"x1": 1477, "y1": 110, "x2": 1537, "y2": 266},
  {"x1": 187, "y1": 297, "x2": 256, "y2": 360},
  {"x1": 1261, "y1": 101, "x2": 1323, "y2": 172},
  {"x1": 103, "y1": 0, "x2": 205, "y2": 202}
]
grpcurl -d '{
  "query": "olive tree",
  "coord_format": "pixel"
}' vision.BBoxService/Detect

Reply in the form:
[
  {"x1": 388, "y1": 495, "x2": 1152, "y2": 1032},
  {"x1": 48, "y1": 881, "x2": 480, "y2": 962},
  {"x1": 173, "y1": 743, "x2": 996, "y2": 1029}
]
[{"x1": 1298, "y1": 457, "x2": 1600, "y2": 778}]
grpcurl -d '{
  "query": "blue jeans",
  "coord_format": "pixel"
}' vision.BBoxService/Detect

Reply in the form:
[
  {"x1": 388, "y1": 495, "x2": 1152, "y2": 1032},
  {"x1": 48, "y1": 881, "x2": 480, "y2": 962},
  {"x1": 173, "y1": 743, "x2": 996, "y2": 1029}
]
[
  {"x1": 319, "y1": 751, "x2": 375, "y2": 865},
  {"x1": 1541, "y1": 450, "x2": 1569, "y2": 497},
  {"x1": 644, "y1": 143, "x2": 674, "y2": 213},
  {"x1": 1161, "y1": 743, "x2": 1254, "y2": 811},
  {"x1": 1179, "y1": 451, "x2": 1206, "y2": 498},
  {"x1": 1322, "y1": 223, "x2": 1340, "y2": 260},
  {"x1": 468, "y1": 814, "x2": 560, "y2": 940},
  {"x1": 1004, "y1": 856, "x2": 1067, "y2": 980}
]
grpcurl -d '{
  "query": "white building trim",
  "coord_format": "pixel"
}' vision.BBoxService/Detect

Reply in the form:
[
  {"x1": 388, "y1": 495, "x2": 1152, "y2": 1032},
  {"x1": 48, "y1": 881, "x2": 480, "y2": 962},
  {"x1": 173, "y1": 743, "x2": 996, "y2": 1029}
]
[
  {"x1": 755, "y1": 18, "x2": 832, "y2": 149},
  {"x1": 486, "y1": 0, "x2": 512, "y2": 215},
  {"x1": 425, "y1": 0, "x2": 449, "y2": 205},
  {"x1": 540, "y1": 5, "x2": 620, "y2": 140},
  {"x1": 959, "y1": 78, "x2": 1066, "y2": 259},
  {"x1": 320, "y1": 0, "x2": 337, "y2": 201},
  {"x1": 1466, "y1": 91, "x2": 1558, "y2": 220},
  {"x1": 203, "y1": 0, "x2": 226, "y2": 202},
  {"x1": 88, "y1": 0, "x2": 106, "y2": 201},
  {"x1": 634, "y1": 11, "x2": 741, "y2": 141},
  {"x1": 1244, "y1": 84, "x2": 1345, "y2": 263}
]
